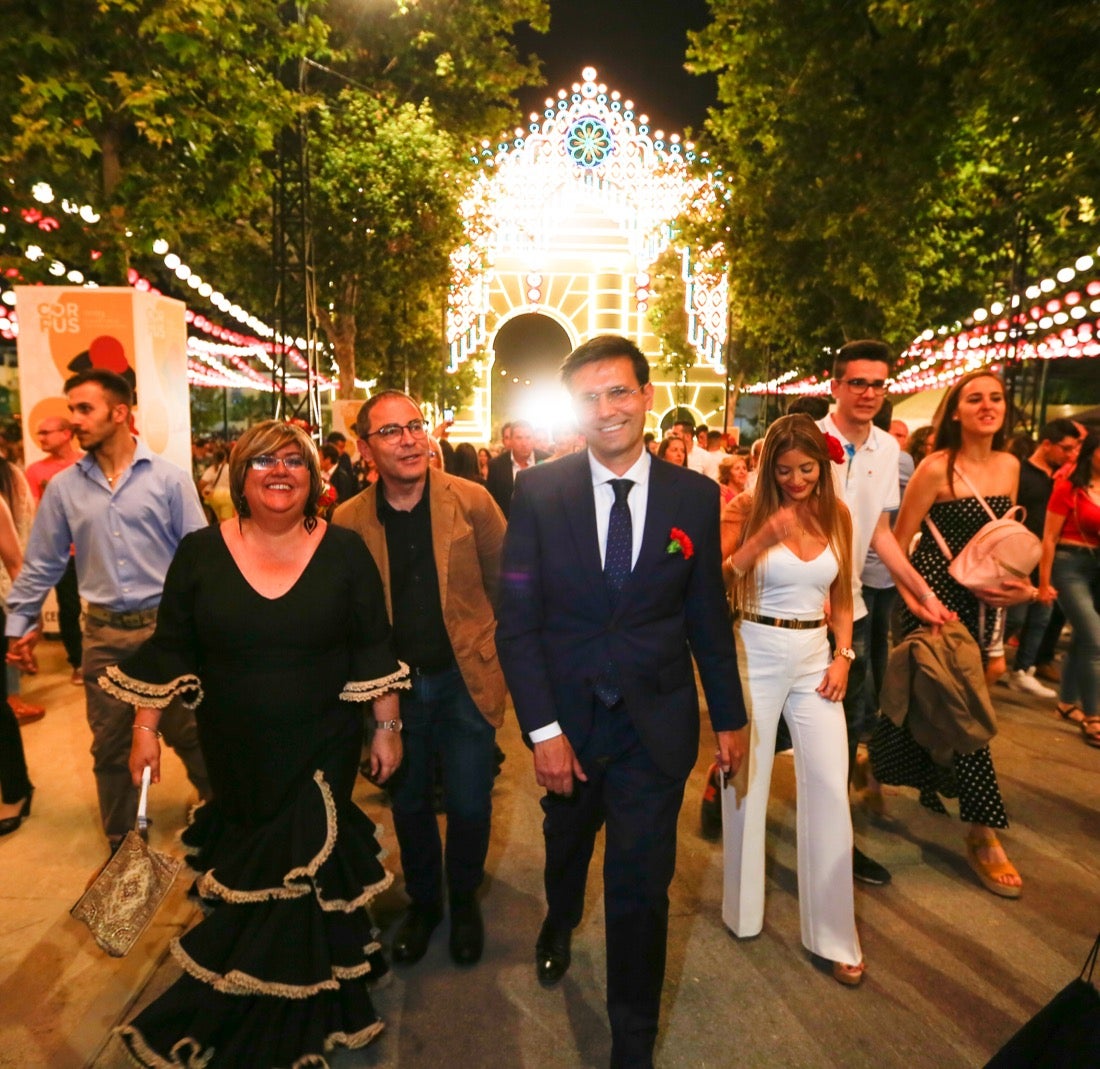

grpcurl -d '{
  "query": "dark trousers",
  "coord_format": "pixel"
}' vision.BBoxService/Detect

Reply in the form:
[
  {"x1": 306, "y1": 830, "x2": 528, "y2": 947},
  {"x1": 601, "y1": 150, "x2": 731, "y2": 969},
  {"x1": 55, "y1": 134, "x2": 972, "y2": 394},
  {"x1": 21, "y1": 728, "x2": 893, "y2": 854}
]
[
  {"x1": 840, "y1": 614, "x2": 871, "y2": 777},
  {"x1": 55, "y1": 557, "x2": 82, "y2": 669},
  {"x1": 0, "y1": 608, "x2": 32, "y2": 804},
  {"x1": 861, "y1": 585, "x2": 897, "y2": 720},
  {"x1": 390, "y1": 662, "x2": 496, "y2": 908},
  {"x1": 542, "y1": 700, "x2": 686, "y2": 1069},
  {"x1": 83, "y1": 618, "x2": 211, "y2": 842},
  {"x1": 1036, "y1": 604, "x2": 1066, "y2": 667}
]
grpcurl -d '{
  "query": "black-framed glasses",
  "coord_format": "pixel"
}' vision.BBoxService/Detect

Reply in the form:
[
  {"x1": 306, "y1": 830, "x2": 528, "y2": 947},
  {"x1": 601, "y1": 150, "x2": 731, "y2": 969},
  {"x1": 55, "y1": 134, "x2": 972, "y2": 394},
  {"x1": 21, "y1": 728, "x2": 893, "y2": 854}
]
[
  {"x1": 364, "y1": 419, "x2": 428, "y2": 442},
  {"x1": 840, "y1": 378, "x2": 889, "y2": 394},
  {"x1": 249, "y1": 454, "x2": 308, "y2": 471},
  {"x1": 575, "y1": 386, "x2": 640, "y2": 410}
]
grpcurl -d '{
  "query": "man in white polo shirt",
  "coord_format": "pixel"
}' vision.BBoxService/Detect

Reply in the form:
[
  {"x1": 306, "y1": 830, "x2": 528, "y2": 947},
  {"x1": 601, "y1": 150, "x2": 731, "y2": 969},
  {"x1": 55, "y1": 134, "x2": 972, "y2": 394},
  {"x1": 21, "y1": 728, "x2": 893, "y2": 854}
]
[{"x1": 818, "y1": 339, "x2": 952, "y2": 886}]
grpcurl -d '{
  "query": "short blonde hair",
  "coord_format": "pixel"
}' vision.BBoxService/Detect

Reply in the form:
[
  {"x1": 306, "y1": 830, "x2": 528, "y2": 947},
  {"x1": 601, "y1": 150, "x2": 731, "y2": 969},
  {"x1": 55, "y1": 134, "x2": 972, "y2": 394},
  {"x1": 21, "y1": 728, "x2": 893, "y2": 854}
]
[{"x1": 229, "y1": 420, "x2": 323, "y2": 527}]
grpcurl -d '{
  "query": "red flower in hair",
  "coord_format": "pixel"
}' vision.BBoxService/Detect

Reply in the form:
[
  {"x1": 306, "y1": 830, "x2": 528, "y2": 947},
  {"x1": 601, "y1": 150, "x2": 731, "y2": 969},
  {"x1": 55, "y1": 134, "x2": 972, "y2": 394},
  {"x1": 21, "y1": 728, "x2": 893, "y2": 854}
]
[
  {"x1": 667, "y1": 527, "x2": 694, "y2": 559},
  {"x1": 825, "y1": 433, "x2": 847, "y2": 465}
]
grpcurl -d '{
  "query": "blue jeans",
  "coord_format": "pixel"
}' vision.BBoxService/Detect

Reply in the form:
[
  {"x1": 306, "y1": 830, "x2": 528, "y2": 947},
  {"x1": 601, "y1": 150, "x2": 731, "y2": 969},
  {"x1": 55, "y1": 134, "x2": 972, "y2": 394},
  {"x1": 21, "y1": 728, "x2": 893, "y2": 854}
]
[
  {"x1": 1006, "y1": 598, "x2": 1054, "y2": 671},
  {"x1": 1052, "y1": 547, "x2": 1100, "y2": 716},
  {"x1": 391, "y1": 662, "x2": 497, "y2": 907}
]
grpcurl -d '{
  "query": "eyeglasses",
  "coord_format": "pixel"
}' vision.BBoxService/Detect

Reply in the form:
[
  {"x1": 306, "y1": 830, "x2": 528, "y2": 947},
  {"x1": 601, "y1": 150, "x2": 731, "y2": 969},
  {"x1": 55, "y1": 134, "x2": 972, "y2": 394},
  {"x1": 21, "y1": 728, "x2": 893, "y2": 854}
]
[
  {"x1": 575, "y1": 386, "x2": 640, "y2": 410},
  {"x1": 840, "y1": 378, "x2": 889, "y2": 394},
  {"x1": 364, "y1": 419, "x2": 428, "y2": 442},
  {"x1": 248, "y1": 454, "x2": 308, "y2": 471}
]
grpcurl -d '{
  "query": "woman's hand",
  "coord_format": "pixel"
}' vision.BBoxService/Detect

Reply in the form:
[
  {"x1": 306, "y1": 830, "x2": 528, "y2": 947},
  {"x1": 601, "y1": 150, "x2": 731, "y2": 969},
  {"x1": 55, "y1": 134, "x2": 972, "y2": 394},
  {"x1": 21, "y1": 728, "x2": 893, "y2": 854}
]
[
  {"x1": 368, "y1": 727, "x2": 403, "y2": 785},
  {"x1": 817, "y1": 656, "x2": 850, "y2": 703},
  {"x1": 129, "y1": 728, "x2": 161, "y2": 785},
  {"x1": 1036, "y1": 582, "x2": 1058, "y2": 604},
  {"x1": 761, "y1": 505, "x2": 800, "y2": 548}
]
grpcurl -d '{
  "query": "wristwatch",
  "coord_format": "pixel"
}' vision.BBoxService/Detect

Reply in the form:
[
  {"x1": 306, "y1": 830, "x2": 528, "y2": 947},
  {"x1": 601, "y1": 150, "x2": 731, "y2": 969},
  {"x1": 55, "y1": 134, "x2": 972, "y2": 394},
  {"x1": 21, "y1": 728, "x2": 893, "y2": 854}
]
[
  {"x1": 835, "y1": 647, "x2": 856, "y2": 662},
  {"x1": 375, "y1": 718, "x2": 403, "y2": 733}
]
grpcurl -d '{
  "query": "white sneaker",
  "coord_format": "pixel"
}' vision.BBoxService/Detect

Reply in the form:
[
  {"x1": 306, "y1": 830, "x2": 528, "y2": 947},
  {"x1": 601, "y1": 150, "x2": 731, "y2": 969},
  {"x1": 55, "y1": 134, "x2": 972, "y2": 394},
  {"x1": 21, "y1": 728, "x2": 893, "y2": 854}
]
[{"x1": 1006, "y1": 667, "x2": 1057, "y2": 699}]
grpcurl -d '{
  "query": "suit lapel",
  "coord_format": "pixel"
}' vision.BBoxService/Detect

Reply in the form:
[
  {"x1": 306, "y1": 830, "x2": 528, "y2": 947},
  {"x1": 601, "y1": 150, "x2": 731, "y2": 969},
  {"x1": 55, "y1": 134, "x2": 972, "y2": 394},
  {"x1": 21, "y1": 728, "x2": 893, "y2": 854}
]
[
  {"x1": 358, "y1": 487, "x2": 393, "y2": 622},
  {"x1": 429, "y1": 473, "x2": 454, "y2": 613},
  {"x1": 613, "y1": 456, "x2": 683, "y2": 616},
  {"x1": 561, "y1": 453, "x2": 604, "y2": 586}
]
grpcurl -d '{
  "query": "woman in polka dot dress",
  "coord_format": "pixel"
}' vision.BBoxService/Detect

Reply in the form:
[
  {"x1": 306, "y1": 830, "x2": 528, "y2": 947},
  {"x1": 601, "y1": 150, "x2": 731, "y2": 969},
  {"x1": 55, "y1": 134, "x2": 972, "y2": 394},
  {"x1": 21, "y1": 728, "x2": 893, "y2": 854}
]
[{"x1": 869, "y1": 371, "x2": 1039, "y2": 898}]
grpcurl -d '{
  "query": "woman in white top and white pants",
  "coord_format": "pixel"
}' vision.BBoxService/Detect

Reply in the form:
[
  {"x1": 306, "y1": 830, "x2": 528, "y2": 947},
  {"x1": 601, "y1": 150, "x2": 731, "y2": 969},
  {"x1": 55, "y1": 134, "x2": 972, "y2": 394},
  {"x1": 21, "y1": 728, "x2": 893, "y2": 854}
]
[{"x1": 720, "y1": 414, "x2": 864, "y2": 985}]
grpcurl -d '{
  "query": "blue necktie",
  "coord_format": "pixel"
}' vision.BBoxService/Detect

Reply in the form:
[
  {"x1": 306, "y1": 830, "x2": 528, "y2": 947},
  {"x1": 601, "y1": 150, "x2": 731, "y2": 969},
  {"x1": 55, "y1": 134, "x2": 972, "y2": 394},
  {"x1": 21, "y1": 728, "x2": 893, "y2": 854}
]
[
  {"x1": 604, "y1": 479, "x2": 633, "y2": 600},
  {"x1": 595, "y1": 479, "x2": 632, "y2": 708}
]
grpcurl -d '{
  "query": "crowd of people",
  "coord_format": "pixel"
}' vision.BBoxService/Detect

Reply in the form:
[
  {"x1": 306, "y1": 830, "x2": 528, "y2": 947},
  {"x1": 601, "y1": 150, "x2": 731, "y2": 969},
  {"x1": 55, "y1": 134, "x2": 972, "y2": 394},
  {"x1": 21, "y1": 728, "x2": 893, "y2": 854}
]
[{"x1": 0, "y1": 336, "x2": 1096, "y2": 1067}]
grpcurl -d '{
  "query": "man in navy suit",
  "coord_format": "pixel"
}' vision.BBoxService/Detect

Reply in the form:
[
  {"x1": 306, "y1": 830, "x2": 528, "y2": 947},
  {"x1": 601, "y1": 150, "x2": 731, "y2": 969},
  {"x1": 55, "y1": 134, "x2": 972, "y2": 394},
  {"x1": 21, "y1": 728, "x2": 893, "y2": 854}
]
[{"x1": 497, "y1": 335, "x2": 748, "y2": 1068}]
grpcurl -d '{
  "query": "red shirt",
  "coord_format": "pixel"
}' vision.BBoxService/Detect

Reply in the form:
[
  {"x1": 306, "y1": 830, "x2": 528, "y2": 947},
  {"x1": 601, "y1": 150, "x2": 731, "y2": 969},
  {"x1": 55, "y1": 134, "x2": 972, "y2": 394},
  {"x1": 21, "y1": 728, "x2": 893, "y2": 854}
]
[
  {"x1": 1048, "y1": 478, "x2": 1100, "y2": 546},
  {"x1": 25, "y1": 453, "x2": 79, "y2": 503}
]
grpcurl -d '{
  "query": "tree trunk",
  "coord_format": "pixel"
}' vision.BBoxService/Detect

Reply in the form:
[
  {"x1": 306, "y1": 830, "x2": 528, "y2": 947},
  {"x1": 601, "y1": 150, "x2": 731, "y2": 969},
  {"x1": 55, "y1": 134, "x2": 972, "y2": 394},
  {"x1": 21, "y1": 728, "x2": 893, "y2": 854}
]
[{"x1": 316, "y1": 278, "x2": 359, "y2": 399}]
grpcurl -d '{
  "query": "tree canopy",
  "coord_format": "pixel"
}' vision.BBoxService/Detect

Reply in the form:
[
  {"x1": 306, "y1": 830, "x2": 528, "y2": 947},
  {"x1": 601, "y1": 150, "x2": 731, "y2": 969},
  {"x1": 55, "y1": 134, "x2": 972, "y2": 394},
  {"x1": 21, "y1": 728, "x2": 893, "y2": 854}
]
[
  {"x1": 0, "y1": 0, "x2": 549, "y2": 402},
  {"x1": 688, "y1": 0, "x2": 1100, "y2": 380}
]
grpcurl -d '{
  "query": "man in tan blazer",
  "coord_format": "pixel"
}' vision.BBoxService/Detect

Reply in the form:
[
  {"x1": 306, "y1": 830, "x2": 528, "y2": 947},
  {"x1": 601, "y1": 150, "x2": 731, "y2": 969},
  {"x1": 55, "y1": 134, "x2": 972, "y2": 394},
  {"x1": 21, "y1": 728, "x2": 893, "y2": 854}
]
[{"x1": 334, "y1": 390, "x2": 507, "y2": 968}]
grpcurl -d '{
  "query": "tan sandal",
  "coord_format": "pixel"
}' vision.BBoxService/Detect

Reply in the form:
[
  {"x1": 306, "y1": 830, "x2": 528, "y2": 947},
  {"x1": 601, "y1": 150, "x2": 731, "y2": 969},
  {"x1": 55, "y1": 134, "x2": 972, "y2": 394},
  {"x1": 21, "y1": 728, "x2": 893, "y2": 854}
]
[
  {"x1": 1057, "y1": 703, "x2": 1087, "y2": 725},
  {"x1": 965, "y1": 834, "x2": 1022, "y2": 899},
  {"x1": 833, "y1": 959, "x2": 865, "y2": 987},
  {"x1": 1081, "y1": 717, "x2": 1100, "y2": 749}
]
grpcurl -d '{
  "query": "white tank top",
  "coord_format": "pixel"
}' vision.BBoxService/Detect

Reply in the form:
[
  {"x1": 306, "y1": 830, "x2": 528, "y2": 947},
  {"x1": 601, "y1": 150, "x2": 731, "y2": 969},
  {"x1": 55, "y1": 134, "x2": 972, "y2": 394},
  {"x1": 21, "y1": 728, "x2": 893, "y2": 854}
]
[{"x1": 751, "y1": 542, "x2": 838, "y2": 620}]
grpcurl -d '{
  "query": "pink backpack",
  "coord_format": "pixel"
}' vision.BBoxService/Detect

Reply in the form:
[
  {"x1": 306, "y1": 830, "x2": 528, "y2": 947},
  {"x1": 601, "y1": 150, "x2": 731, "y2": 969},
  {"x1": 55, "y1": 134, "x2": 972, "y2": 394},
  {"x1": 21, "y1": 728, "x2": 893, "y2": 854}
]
[{"x1": 924, "y1": 465, "x2": 1041, "y2": 600}]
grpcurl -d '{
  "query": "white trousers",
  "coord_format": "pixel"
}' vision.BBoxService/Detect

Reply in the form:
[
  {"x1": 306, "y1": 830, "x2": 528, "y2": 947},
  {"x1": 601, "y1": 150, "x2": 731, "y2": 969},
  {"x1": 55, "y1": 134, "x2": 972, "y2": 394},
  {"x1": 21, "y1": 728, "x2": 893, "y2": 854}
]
[{"x1": 722, "y1": 620, "x2": 861, "y2": 966}]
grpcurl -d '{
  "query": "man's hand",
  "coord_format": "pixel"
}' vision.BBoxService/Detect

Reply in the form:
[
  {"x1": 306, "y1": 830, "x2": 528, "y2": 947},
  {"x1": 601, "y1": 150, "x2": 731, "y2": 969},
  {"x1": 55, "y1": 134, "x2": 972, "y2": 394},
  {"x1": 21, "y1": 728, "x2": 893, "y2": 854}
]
[
  {"x1": 367, "y1": 727, "x2": 403, "y2": 785},
  {"x1": 715, "y1": 727, "x2": 748, "y2": 780},
  {"x1": 6, "y1": 631, "x2": 40, "y2": 674},
  {"x1": 533, "y1": 734, "x2": 587, "y2": 796}
]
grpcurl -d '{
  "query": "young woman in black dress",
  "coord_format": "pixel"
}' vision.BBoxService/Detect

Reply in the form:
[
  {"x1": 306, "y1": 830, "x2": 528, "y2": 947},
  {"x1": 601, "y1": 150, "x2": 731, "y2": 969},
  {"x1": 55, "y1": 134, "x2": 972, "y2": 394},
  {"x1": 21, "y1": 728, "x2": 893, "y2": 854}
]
[{"x1": 873, "y1": 371, "x2": 1037, "y2": 898}]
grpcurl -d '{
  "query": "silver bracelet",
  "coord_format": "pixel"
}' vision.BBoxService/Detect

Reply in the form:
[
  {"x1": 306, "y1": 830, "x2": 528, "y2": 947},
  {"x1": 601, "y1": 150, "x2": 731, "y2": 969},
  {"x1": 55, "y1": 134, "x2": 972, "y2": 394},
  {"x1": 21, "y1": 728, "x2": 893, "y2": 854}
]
[{"x1": 133, "y1": 724, "x2": 162, "y2": 738}]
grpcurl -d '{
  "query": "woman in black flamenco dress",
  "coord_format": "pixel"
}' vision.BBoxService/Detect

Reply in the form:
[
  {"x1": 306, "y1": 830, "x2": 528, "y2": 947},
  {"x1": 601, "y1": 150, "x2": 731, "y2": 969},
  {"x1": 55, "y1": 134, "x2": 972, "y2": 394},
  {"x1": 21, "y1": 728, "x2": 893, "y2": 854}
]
[
  {"x1": 103, "y1": 422, "x2": 409, "y2": 1068},
  {"x1": 868, "y1": 371, "x2": 1038, "y2": 898}
]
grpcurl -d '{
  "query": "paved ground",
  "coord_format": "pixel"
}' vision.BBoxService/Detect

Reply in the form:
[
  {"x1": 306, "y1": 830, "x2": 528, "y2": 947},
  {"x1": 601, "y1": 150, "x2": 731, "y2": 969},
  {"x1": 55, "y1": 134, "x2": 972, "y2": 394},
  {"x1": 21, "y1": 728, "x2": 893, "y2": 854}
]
[{"x1": 1, "y1": 639, "x2": 1097, "y2": 1068}]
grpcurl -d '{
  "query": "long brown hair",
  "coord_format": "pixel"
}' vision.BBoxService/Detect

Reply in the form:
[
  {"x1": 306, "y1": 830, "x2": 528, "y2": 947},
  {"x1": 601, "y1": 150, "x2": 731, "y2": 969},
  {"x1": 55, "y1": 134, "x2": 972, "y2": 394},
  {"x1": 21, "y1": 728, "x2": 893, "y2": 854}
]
[
  {"x1": 732, "y1": 414, "x2": 852, "y2": 617},
  {"x1": 931, "y1": 370, "x2": 1009, "y2": 496}
]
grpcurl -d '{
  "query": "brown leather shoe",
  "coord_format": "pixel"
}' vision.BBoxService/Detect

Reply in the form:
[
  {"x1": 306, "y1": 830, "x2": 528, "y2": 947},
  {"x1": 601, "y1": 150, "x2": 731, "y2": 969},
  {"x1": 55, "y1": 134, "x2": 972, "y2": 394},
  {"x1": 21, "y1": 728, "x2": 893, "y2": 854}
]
[{"x1": 9, "y1": 697, "x2": 45, "y2": 724}]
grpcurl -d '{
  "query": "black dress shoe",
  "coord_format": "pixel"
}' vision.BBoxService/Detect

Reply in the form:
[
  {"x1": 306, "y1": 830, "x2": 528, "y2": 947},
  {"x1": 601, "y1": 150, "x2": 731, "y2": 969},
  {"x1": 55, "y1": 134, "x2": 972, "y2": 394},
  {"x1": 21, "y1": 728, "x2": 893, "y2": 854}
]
[
  {"x1": 449, "y1": 897, "x2": 484, "y2": 966},
  {"x1": 535, "y1": 917, "x2": 572, "y2": 987},
  {"x1": 392, "y1": 904, "x2": 442, "y2": 964},
  {"x1": 853, "y1": 846, "x2": 892, "y2": 886},
  {"x1": 0, "y1": 788, "x2": 33, "y2": 837}
]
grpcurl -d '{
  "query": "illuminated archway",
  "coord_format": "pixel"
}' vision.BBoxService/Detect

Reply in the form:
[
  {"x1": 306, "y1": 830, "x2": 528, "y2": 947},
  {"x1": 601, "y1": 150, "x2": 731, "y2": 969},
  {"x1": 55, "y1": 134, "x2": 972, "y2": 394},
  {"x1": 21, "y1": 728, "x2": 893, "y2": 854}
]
[
  {"x1": 490, "y1": 313, "x2": 573, "y2": 429},
  {"x1": 444, "y1": 67, "x2": 729, "y2": 442}
]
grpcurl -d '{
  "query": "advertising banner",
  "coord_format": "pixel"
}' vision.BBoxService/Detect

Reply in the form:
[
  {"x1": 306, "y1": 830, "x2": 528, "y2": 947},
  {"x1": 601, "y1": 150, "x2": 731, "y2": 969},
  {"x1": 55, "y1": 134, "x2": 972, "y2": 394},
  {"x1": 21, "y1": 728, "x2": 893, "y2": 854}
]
[{"x1": 14, "y1": 287, "x2": 192, "y2": 474}]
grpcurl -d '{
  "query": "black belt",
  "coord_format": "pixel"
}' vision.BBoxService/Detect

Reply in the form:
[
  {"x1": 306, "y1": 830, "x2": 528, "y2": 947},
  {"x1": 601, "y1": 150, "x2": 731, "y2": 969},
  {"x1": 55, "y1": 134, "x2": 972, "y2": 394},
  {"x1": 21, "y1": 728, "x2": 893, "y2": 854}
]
[
  {"x1": 85, "y1": 605, "x2": 159, "y2": 630},
  {"x1": 1057, "y1": 543, "x2": 1098, "y2": 556},
  {"x1": 735, "y1": 611, "x2": 825, "y2": 630}
]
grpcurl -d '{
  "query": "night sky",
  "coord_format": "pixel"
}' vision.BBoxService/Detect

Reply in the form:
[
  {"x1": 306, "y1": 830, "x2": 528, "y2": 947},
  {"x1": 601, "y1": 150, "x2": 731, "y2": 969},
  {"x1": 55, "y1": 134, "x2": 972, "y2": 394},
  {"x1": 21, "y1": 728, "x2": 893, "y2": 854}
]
[{"x1": 513, "y1": 0, "x2": 717, "y2": 136}]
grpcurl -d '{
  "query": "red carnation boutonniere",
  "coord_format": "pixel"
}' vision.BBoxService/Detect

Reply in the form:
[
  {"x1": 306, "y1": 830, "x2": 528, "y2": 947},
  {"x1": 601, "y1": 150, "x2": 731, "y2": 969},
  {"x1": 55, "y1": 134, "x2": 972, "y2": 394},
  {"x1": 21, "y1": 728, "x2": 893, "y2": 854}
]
[
  {"x1": 667, "y1": 527, "x2": 694, "y2": 559},
  {"x1": 318, "y1": 482, "x2": 338, "y2": 510},
  {"x1": 824, "y1": 433, "x2": 847, "y2": 465}
]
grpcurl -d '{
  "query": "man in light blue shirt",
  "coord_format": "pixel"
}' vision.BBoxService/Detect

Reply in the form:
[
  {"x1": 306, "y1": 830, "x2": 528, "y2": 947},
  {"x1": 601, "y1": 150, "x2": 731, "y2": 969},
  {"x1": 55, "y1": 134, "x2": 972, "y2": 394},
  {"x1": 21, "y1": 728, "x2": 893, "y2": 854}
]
[{"x1": 6, "y1": 368, "x2": 210, "y2": 853}]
